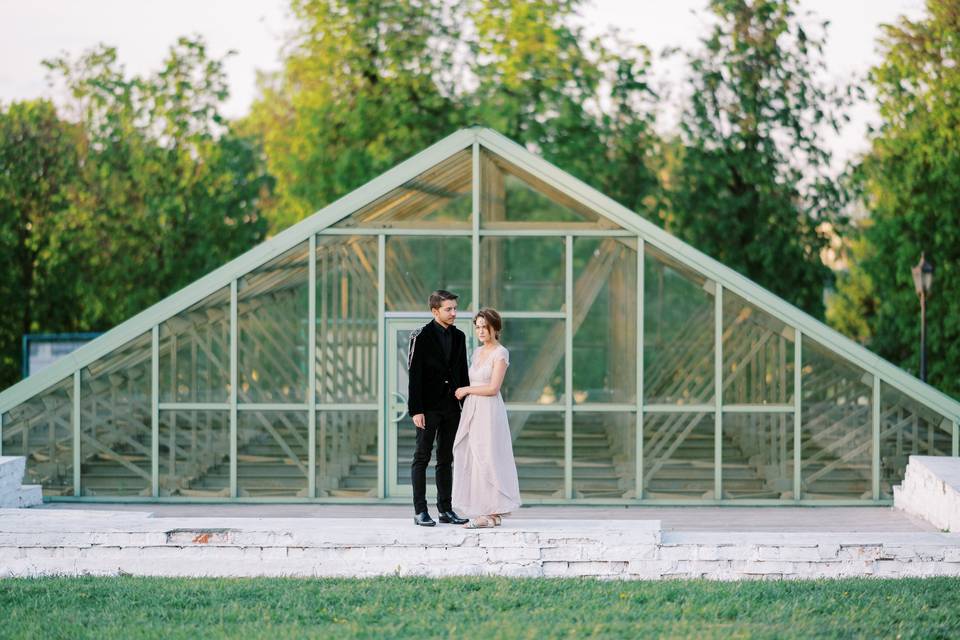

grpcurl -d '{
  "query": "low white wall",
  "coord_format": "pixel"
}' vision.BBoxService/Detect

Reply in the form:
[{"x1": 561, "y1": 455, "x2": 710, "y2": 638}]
[
  {"x1": 894, "y1": 455, "x2": 960, "y2": 532},
  {"x1": 1, "y1": 511, "x2": 959, "y2": 579}
]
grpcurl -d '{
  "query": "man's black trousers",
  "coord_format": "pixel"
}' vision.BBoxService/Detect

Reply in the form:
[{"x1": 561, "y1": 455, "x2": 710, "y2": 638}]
[{"x1": 411, "y1": 409, "x2": 459, "y2": 515}]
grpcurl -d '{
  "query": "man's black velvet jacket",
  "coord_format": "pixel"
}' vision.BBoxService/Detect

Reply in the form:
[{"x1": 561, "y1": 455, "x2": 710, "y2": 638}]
[{"x1": 407, "y1": 320, "x2": 469, "y2": 416}]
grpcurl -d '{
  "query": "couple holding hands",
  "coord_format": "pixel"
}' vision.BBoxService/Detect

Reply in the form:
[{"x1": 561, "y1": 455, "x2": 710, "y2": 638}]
[{"x1": 407, "y1": 290, "x2": 521, "y2": 529}]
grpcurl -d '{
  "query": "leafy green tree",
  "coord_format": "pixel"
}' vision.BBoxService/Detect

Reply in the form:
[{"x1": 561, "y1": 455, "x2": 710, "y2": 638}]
[
  {"x1": 45, "y1": 37, "x2": 271, "y2": 328},
  {"x1": 244, "y1": 0, "x2": 663, "y2": 230},
  {"x1": 828, "y1": 0, "x2": 960, "y2": 398},
  {"x1": 465, "y1": 0, "x2": 662, "y2": 217},
  {"x1": 0, "y1": 100, "x2": 83, "y2": 389},
  {"x1": 243, "y1": 0, "x2": 462, "y2": 231},
  {"x1": 666, "y1": 0, "x2": 848, "y2": 317}
]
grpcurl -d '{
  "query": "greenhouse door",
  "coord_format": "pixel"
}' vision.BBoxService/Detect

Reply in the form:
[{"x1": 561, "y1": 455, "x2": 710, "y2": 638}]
[{"x1": 385, "y1": 318, "x2": 432, "y2": 499}]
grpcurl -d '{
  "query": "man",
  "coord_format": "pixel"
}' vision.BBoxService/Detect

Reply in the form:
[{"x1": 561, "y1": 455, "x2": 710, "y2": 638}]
[{"x1": 407, "y1": 290, "x2": 470, "y2": 526}]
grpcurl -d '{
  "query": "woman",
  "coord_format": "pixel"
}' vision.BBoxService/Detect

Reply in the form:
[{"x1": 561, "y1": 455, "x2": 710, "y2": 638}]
[{"x1": 452, "y1": 308, "x2": 522, "y2": 528}]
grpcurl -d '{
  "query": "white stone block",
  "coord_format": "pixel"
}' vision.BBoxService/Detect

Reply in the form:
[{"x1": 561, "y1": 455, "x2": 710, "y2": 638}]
[
  {"x1": 484, "y1": 546, "x2": 541, "y2": 562},
  {"x1": 541, "y1": 561, "x2": 569, "y2": 577},
  {"x1": 895, "y1": 456, "x2": 960, "y2": 532}
]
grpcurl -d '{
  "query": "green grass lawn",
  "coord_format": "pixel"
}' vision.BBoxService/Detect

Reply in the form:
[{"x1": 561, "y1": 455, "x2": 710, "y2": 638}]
[{"x1": 1, "y1": 576, "x2": 958, "y2": 639}]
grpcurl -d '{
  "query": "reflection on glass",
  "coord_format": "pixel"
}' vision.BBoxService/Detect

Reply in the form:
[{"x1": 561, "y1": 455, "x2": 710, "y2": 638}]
[
  {"x1": 334, "y1": 149, "x2": 472, "y2": 229},
  {"x1": 644, "y1": 246, "x2": 715, "y2": 405},
  {"x1": 385, "y1": 236, "x2": 471, "y2": 311},
  {"x1": 316, "y1": 236, "x2": 378, "y2": 403},
  {"x1": 801, "y1": 337, "x2": 872, "y2": 499},
  {"x1": 879, "y1": 383, "x2": 952, "y2": 498},
  {"x1": 80, "y1": 333, "x2": 152, "y2": 497},
  {"x1": 159, "y1": 286, "x2": 230, "y2": 403},
  {"x1": 510, "y1": 411, "x2": 565, "y2": 498},
  {"x1": 481, "y1": 236, "x2": 564, "y2": 312},
  {"x1": 158, "y1": 411, "x2": 229, "y2": 496},
  {"x1": 237, "y1": 411, "x2": 309, "y2": 497},
  {"x1": 239, "y1": 242, "x2": 309, "y2": 404},
  {"x1": 722, "y1": 291, "x2": 795, "y2": 405},
  {"x1": 2, "y1": 378, "x2": 74, "y2": 496},
  {"x1": 573, "y1": 238, "x2": 637, "y2": 403},
  {"x1": 499, "y1": 319, "x2": 564, "y2": 405},
  {"x1": 318, "y1": 411, "x2": 378, "y2": 498},
  {"x1": 722, "y1": 413, "x2": 794, "y2": 499},
  {"x1": 643, "y1": 412, "x2": 714, "y2": 499},
  {"x1": 573, "y1": 412, "x2": 635, "y2": 498},
  {"x1": 480, "y1": 150, "x2": 617, "y2": 229}
]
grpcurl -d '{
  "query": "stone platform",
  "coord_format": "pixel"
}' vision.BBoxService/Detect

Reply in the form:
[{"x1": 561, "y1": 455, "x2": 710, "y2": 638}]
[{"x1": 2, "y1": 507, "x2": 959, "y2": 580}]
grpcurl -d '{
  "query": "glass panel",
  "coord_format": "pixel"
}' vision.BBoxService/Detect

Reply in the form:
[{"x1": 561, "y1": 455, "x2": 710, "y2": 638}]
[
  {"x1": 318, "y1": 410, "x2": 378, "y2": 498},
  {"x1": 480, "y1": 150, "x2": 619, "y2": 229},
  {"x1": 879, "y1": 383, "x2": 952, "y2": 498},
  {"x1": 2, "y1": 378, "x2": 74, "y2": 496},
  {"x1": 80, "y1": 333, "x2": 152, "y2": 497},
  {"x1": 159, "y1": 286, "x2": 230, "y2": 403},
  {"x1": 722, "y1": 292, "x2": 795, "y2": 405},
  {"x1": 316, "y1": 236, "x2": 378, "y2": 403},
  {"x1": 500, "y1": 318, "x2": 564, "y2": 405},
  {"x1": 334, "y1": 149, "x2": 472, "y2": 229},
  {"x1": 158, "y1": 410, "x2": 229, "y2": 497},
  {"x1": 801, "y1": 337, "x2": 872, "y2": 499},
  {"x1": 573, "y1": 412, "x2": 635, "y2": 499},
  {"x1": 643, "y1": 411, "x2": 714, "y2": 499},
  {"x1": 385, "y1": 236, "x2": 471, "y2": 311},
  {"x1": 480, "y1": 236, "x2": 564, "y2": 312},
  {"x1": 238, "y1": 242, "x2": 309, "y2": 404},
  {"x1": 644, "y1": 246, "x2": 715, "y2": 405},
  {"x1": 722, "y1": 413, "x2": 794, "y2": 500},
  {"x1": 237, "y1": 411, "x2": 309, "y2": 497},
  {"x1": 573, "y1": 237, "x2": 637, "y2": 403},
  {"x1": 391, "y1": 324, "x2": 421, "y2": 494},
  {"x1": 511, "y1": 411, "x2": 565, "y2": 498}
]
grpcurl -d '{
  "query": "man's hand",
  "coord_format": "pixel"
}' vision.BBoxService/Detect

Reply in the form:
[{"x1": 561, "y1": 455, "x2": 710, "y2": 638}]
[{"x1": 412, "y1": 413, "x2": 426, "y2": 429}]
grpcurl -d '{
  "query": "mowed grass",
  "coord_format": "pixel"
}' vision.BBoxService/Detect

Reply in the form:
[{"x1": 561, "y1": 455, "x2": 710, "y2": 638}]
[{"x1": 1, "y1": 576, "x2": 959, "y2": 639}]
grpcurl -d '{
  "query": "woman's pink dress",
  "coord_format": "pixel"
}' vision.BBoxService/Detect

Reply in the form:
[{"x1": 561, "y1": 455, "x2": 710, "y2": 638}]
[{"x1": 452, "y1": 345, "x2": 522, "y2": 517}]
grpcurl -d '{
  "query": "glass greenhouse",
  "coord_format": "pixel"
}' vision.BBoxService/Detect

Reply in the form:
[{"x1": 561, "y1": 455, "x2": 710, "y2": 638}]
[{"x1": 1, "y1": 127, "x2": 957, "y2": 504}]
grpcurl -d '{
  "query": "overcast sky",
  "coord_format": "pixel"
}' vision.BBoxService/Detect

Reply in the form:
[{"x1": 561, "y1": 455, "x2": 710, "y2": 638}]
[{"x1": 0, "y1": 0, "x2": 928, "y2": 165}]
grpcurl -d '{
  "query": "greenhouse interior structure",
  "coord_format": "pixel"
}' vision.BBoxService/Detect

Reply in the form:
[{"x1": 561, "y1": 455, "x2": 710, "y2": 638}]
[{"x1": 1, "y1": 127, "x2": 958, "y2": 505}]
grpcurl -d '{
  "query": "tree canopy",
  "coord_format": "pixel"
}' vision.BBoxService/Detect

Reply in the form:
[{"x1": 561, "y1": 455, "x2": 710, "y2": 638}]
[
  {"x1": 827, "y1": 0, "x2": 960, "y2": 399},
  {"x1": 664, "y1": 0, "x2": 849, "y2": 317},
  {"x1": 0, "y1": 37, "x2": 270, "y2": 390}
]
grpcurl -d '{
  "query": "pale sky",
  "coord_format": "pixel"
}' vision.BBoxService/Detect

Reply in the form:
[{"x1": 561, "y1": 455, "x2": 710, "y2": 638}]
[{"x1": 0, "y1": 0, "x2": 928, "y2": 165}]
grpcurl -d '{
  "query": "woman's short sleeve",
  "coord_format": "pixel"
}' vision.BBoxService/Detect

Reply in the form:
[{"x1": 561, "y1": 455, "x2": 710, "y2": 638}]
[{"x1": 495, "y1": 346, "x2": 509, "y2": 367}]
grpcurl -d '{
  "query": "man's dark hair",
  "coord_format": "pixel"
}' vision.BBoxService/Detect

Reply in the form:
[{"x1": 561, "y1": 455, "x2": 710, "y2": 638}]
[{"x1": 429, "y1": 290, "x2": 459, "y2": 310}]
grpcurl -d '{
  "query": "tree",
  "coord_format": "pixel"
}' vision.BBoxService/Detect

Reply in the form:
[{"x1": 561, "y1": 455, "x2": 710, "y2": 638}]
[
  {"x1": 465, "y1": 0, "x2": 662, "y2": 217},
  {"x1": 45, "y1": 37, "x2": 271, "y2": 328},
  {"x1": 243, "y1": 0, "x2": 462, "y2": 231},
  {"x1": 0, "y1": 100, "x2": 83, "y2": 389},
  {"x1": 666, "y1": 0, "x2": 849, "y2": 317},
  {"x1": 243, "y1": 0, "x2": 664, "y2": 230},
  {"x1": 828, "y1": 0, "x2": 960, "y2": 398}
]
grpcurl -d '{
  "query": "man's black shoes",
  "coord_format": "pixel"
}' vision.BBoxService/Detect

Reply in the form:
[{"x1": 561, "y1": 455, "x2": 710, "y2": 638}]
[
  {"x1": 414, "y1": 512, "x2": 436, "y2": 527},
  {"x1": 438, "y1": 510, "x2": 468, "y2": 525}
]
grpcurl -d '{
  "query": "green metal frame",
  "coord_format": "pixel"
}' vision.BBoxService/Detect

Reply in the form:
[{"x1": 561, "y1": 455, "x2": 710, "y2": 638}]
[{"x1": 2, "y1": 127, "x2": 958, "y2": 505}]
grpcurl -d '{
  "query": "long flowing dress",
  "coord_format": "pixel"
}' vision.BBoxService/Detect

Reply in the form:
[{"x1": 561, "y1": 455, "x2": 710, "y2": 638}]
[{"x1": 452, "y1": 345, "x2": 522, "y2": 517}]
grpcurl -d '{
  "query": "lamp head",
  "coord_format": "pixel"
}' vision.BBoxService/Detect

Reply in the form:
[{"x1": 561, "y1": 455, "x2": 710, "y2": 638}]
[{"x1": 911, "y1": 253, "x2": 934, "y2": 297}]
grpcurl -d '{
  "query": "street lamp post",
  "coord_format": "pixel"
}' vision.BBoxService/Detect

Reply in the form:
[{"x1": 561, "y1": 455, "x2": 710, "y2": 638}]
[{"x1": 911, "y1": 253, "x2": 934, "y2": 382}]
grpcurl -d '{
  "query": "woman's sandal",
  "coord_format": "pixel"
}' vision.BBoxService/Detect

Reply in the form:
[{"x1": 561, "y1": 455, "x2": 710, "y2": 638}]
[
  {"x1": 491, "y1": 515, "x2": 502, "y2": 526},
  {"x1": 463, "y1": 515, "x2": 496, "y2": 529}
]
